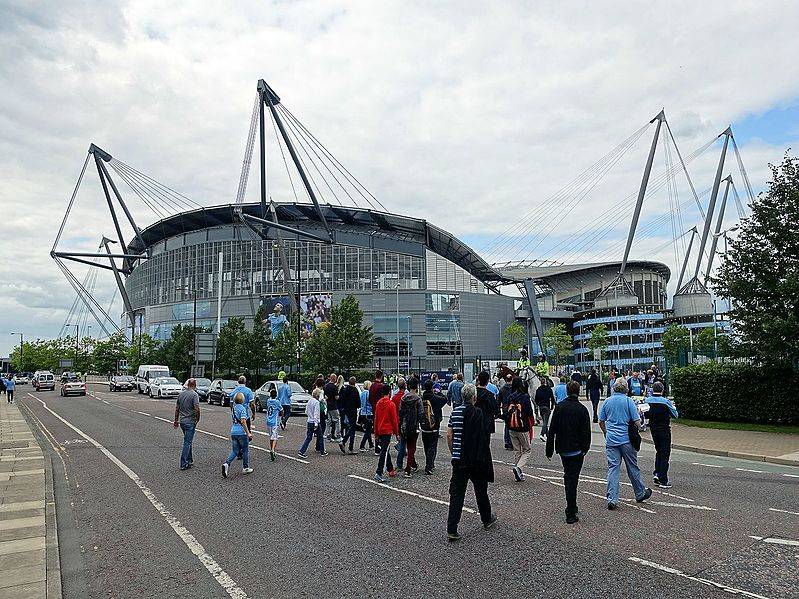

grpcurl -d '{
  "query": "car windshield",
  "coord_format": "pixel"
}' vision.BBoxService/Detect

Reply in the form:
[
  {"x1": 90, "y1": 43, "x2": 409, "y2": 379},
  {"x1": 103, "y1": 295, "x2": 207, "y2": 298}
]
[
  {"x1": 160, "y1": 377, "x2": 180, "y2": 385},
  {"x1": 222, "y1": 381, "x2": 237, "y2": 389},
  {"x1": 150, "y1": 371, "x2": 170, "y2": 379},
  {"x1": 287, "y1": 382, "x2": 305, "y2": 393},
  {"x1": 195, "y1": 378, "x2": 211, "y2": 386},
  {"x1": 113, "y1": 376, "x2": 133, "y2": 382}
]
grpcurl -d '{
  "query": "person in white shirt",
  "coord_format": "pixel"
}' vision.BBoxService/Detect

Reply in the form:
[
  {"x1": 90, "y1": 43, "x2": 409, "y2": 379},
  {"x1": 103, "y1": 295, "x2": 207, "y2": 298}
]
[{"x1": 298, "y1": 393, "x2": 326, "y2": 457}]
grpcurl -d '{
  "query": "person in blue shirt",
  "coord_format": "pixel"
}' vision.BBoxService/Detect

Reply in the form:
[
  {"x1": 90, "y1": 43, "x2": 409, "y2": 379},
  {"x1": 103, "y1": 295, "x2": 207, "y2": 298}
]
[
  {"x1": 266, "y1": 303, "x2": 288, "y2": 338},
  {"x1": 627, "y1": 371, "x2": 644, "y2": 397},
  {"x1": 222, "y1": 393, "x2": 253, "y2": 478},
  {"x1": 265, "y1": 388, "x2": 283, "y2": 461},
  {"x1": 278, "y1": 377, "x2": 293, "y2": 429},
  {"x1": 486, "y1": 376, "x2": 499, "y2": 397},
  {"x1": 4, "y1": 376, "x2": 15, "y2": 404},
  {"x1": 447, "y1": 373, "x2": 464, "y2": 407},
  {"x1": 554, "y1": 377, "x2": 569, "y2": 403},
  {"x1": 359, "y1": 381, "x2": 374, "y2": 452},
  {"x1": 599, "y1": 378, "x2": 651, "y2": 509},
  {"x1": 231, "y1": 376, "x2": 255, "y2": 459}
]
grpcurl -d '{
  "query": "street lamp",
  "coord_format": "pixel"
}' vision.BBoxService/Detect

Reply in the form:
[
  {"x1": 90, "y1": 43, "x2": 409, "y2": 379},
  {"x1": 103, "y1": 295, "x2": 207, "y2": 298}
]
[{"x1": 10, "y1": 332, "x2": 23, "y2": 372}]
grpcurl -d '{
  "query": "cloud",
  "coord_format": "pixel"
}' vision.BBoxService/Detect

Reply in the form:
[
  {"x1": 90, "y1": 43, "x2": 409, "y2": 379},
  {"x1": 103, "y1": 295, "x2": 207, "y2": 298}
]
[{"x1": 2, "y1": 1, "x2": 799, "y2": 355}]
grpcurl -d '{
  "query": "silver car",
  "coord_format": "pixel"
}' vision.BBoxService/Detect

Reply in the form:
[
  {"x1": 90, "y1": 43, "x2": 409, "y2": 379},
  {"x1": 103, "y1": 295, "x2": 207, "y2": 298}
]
[{"x1": 255, "y1": 380, "x2": 310, "y2": 414}]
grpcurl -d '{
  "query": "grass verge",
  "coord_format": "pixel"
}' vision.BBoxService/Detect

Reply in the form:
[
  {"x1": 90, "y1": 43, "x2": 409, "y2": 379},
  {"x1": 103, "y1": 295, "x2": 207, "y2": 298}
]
[{"x1": 676, "y1": 419, "x2": 799, "y2": 435}]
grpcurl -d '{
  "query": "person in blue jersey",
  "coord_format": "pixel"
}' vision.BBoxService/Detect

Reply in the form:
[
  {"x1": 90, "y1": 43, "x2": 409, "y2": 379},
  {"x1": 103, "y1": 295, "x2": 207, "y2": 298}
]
[
  {"x1": 4, "y1": 375, "x2": 15, "y2": 404},
  {"x1": 554, "y1": 377, "x2": 569, "y2": 403},
  {"x1": 627, "y1": 371, "x2": 644, "y2": 397},
  {"x1": 231, "y1": 376, "x2": 255, "y2": 459},
  {"x1": 266, "y1": 303, "x2": 288, "y2": 338},
  {"x1": 278, "y1": 377, "x2": 293, "y2": 429},
  {"x1": 358, "y1": 380, "x2": 374, "y2": 452},
  {"x1": 222, "y1": 393, "x2": 253, "y2": 478},
  {"x1": 265, "y1": 387, "x2": 283, "y2": 461},
  {"x1": 646, "y1": 381, "x2": 679, "y2": 489}
]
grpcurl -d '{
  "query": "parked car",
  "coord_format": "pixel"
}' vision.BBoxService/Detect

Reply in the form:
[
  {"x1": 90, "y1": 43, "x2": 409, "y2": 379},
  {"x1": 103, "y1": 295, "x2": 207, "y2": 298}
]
[
  {"x1": 207, "y1": 379, "x2": 238, "y2": 406},
  {"x1": 15, "y1": 373, "x2": 30, "y2": 385},
  {"x1": 32, "y1": 371, "x2": 56, "y2": 391},
  {"x1": 60, "y1": 379, "x2": 86, "y2": 396},
  {"x1": 254, "y1": 380, "x2": 311, "y2": 414},
  {"x1": 109, "y1": 375, "x2": 135, "y2": 392},
  {"x1": 184, "y1": 377, "x2": 212, "y2": 402},
  {"x1": 135, "y1": 364, "x2": 170, "y2": 395},
  {"x1": 149, "y1": 377, "x2": 183, "y2": 399},
  {"x1": 61, "y1": 371, "x2": 79, "y2": 382}
]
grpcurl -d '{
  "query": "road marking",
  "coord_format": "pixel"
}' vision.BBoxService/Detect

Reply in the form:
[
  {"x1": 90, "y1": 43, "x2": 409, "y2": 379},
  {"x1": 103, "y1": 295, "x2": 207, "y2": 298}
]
[
  {"x1": 748, "y1": 535, "x2": 799, "y2": 546},
  {"x1": 347, "y1": 474, "x2": 475, "y2": 513},
  {"x1": 768, "y1": 508, "x2": 799, "y2": 516},
  {"x1": 628, "y1": 557, "x2": 770, "y2": 598},
  {"x1": 692, "y1": 462, "x2": 724, "y2": 468},
  {"x1": 27, "y1": 396, "x2": 250, "y2": 599},
  {"x1": 735, "y1": 468, "x2": 764, "y2": 473},
  {"x1": 646, "y1": 501, "x2": 716, "y2": 511},
  {"x1": 135, "y1": 411, "x2": 151, "y2": 417},
  {"x1": 782, "y1": 474, "x2": 799, "y2": 479}
]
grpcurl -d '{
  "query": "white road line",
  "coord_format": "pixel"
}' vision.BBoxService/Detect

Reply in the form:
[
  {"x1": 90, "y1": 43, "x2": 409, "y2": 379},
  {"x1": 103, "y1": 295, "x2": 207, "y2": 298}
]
[
  {"x1": 782, "y1": 473, "x2": 799, "y2": 479},
  {"x1": 347, "y1": 474, "x2": 475, "y2": 513},
  {"x1": 135, "y1": 411, "x2": 151, "y2": 417},
  {"x1": 27, "y1": 396, "x2": 249, "y2": 599},
  {"x1": 628, "y1": 557, "x2": 770, "y2": 599},
  {"x1": 748, "y1": 535, "x2": 799, "y2": 547},
  {"x1": 768, "y1": 508, "x2": 799, "y2": 516},
  {"x1": 646, "y1": 501, "x2": 716, "y2": 511},
  {"x1": 692, "y1": 462, "x2": 724, "y2": 468},
  {"x1": 735, "y1": 468, "x2": 764, "y2": 473}
]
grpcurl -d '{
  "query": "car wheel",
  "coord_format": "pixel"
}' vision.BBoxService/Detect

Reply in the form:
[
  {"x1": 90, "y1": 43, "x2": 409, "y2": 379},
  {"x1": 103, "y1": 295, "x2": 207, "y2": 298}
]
[{"x1": 157, "y1": 390, "x2": 161, "y2": 398}]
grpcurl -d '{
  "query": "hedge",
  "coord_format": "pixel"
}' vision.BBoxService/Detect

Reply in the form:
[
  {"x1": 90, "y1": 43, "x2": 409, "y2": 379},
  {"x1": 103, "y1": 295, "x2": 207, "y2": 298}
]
[{"x1": 670, "y1": 362, "x2": 799, "y2": 425}]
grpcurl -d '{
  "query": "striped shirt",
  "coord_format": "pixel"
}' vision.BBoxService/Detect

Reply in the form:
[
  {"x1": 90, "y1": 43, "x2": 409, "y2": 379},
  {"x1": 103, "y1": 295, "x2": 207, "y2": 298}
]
[{"x1": 448, "y1": 405, "x2": 466, "y2": 461}]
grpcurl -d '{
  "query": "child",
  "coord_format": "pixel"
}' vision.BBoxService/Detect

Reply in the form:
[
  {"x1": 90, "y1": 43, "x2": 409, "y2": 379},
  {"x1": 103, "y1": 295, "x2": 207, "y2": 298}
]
[
  {"x1": 265, "y1": 387, "x2": 283, "y2": 461},
  {"x1": 223, "y1": 392, "x2": 253, "y2": 477}
]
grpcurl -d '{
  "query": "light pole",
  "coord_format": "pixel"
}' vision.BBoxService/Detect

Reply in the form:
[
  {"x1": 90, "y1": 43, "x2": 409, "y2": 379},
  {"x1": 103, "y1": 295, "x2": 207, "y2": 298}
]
[
  {"x1": 86, "y1": 325, "x2": 92, "y2": 372},
  {"x1": 712, "y1": 300, "x2": 718, "y2": 361},
  {"x1": 395, "y1": 284, "x2": 401, "y2": 374},
  {"x1": 10, "y1": 332, "x2": 23, "y2": 372}
]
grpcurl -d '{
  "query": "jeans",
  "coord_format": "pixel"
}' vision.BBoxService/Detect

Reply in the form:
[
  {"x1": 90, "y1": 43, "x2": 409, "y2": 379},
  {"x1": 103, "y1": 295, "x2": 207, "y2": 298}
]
[
  {"x1": 360, "y1": 416, "x2": 374, "y2": 449},
  {"x1": 589, "y1": 390, "x2": 600, "y2": 421},
  {"x1": 226, "y1": 435, "x2": 249, "y2": 468},
  {"x1": 179, "y1": 422, "x2": 195, "y2": 469},
  {"x1": 403, "y1": 433, "x2": 419, "y2": 474},
  {"x1": 281, "y1": 405, "x2": 292, "y2": 426},
  {"x1": 508, "y1": 430, "x2": 531, "y2": 469},
  {"x1": 561, "y1": 453, "x2": 584, "y2": 517},
  {"x1": 396, "y1": 437, "x2": 407, "y2": 470},
  {"x1": 316, "y1": 420, "x2": 326, "y2": 453},
  {"x1": 299, "y1": 422, "x2": 317, "y2": 455},
  {"x1": 327, "y1": 409, "x2": 340, "y2": 439},
  {"x1": 539, "y1": 405, "x2": 551, "y2": 437},
  {"x1": 651, "y1": 428, "x2": 672, "y2": 484},
  {"x1": 421, "y1": 431, "x2": 438, "y2": 471},
  {"x1": 503, "y1": 424, "x2": 512, "y2": 449},
  {"x1": 605, "y1": 443, "x2": 646, "y2": 504},
  {"x1": 376, "y1": 434, "x2": 394, "y2": 475},
  {"x1": 341, "y1": 410, "x2": 358, "y2": 450},
  {"x1": 6, "y1": 390, "x2": 13, "y2": 403},
  {"x1": 447, "y1": 464, "x2": 493, "y2": 534}
]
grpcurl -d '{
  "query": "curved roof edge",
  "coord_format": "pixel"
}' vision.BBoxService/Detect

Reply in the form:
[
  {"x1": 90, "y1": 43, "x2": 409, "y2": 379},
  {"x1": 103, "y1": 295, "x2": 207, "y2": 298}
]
[{"x1": 496, "y1": 260, "x2": 671, "y2": 283}]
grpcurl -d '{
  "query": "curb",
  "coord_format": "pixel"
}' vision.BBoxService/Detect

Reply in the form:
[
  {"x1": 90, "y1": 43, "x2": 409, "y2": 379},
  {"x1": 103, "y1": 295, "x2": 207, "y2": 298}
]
[{"x1": 641, "y1": 436, "x2": 799, "y2": 467}]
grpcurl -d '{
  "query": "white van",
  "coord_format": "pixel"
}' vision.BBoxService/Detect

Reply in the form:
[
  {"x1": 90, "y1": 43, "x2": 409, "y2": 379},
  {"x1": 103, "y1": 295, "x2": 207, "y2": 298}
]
[
  {"x1": 32, "y1": 371, "x2": 56, "y2": 391},
  {"x1": 135, "y1": 365, "x2": 170, "y2": 395}
]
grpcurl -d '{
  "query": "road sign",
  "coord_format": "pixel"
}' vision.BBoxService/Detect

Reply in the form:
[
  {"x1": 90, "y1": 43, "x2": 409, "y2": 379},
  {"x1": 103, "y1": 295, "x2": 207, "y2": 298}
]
[
  {"x1": 59, "y1": 359, "x2": 74, "y2": 369},
  {"x1": 194, "y1": 333, "x2": 217, "y2": 362},
  {"x1": 117, "y1": 359, "x2": 128, "y2": 372},
  {"x1": 190, "y1": 364, "x2": 205, "y2": 378}
]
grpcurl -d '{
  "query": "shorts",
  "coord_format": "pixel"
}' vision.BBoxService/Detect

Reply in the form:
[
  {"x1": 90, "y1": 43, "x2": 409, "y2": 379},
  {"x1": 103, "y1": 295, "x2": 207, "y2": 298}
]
[{"x1": 266, "y1": 424, "x2": 280, "y2": 441}]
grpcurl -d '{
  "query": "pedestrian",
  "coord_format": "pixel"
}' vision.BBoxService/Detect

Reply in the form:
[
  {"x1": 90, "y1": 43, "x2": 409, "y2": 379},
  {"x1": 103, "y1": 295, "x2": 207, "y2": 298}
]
[
  {"x1": 534, "y1": 376, "x2": 554, "y2": 441},
  {"x1": 447, "y1": 373, "x2": 464, "y2": 407},
  {"x1": 231, "y1": 375, "x2": 255, "y2": 428},
  {"x1": 399, "y1": 380, "x2": 423, "y2": 478},
  {"x1": 504, "y1": 377, "x2": 533, "y2": 481},
  {"x1": 312, "y1": 376, "x2": 328, "y2": 446},
  {"x1": 359, "y1": 380, "x2": 375, "y2": 453},
  {"x1": 599, "y1": 378, "x2": 652, "y2": 509},
  {"x1": 606, "y1": 368, "x2": 617, "y2": 397},
  {"x1": 545, "y1": 381, "x2": 591, "y2": 524},
  {"x1": 278, "y1": 376, "x2": 293, "y2": 429},
  {"x1": 368, "y1": 369, "x2": 384, "y2": 414},
  {"x1": 586, "y1": 367, "x2": 602, "y2": 423},
  {"x1": 419, "y1": 378, "x2": 446, "y2": 475},
  {"x1": 498, "y1": 374, "x2": 514, "y2": 450},
  {"x1": 324, "y1": 374, "x2": 341, "y2": 442},
  {"x1": 338, "y1": 377, "x2": 361, "y2": 455},
  {"x1": 475, "y1": 371, "x2": 500, "y2": 434},
  {"x1": 265, "y1": 386, "x2": 283, "y2": 461},
  {"x1": 554, "y1": 376, "x2": 568, "y2": 404},
  {"x1": 392, "y1": 378, "x2": 408, "y2": 470},
  {"x1": 446, "y1": 383, "x2": 497, "y2": 542},
  {"x1": 627, "y1": 370, "x2": 644, "y2": 397},
  {"x1": 4, "y1": 375, "x2": 15, "y2": 404},
  {"x1": 173, "y1": 378, "x2": 200, "y2": 470},
  {"x1": 374, "y1": 384, "x2": 398, "y2": 482},
  {"x1": 223, "y1": 392, "x2": 253, "y2": 477},
  {"x1": 647, "y1": 381, "x2": 679, "y2": 489},
  {"x1": 299, "y1": 384, "x2": 326, "y2": 458}
]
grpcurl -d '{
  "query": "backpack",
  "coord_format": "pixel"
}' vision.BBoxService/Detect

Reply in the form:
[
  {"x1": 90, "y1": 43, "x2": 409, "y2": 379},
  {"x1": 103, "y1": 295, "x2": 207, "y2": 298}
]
[
  {"x1": 507, "y1": 397, "x2": 526, "y2": 431},
  {"x1": 420, "y1": 397, "x2": 437, "y2": 432},
  {"x1": 399, "y1": 399, "x2": 419, "y2": 437}
]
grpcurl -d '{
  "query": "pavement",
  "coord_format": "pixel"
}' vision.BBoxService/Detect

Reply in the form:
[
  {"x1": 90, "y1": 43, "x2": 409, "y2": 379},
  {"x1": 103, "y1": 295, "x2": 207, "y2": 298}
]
[
  {"x1": 0, "y1": 400, "x2": 60, "y2": 599},
  {"x1": 11, "y1": 386, "x2": 799, "y2": 598}
]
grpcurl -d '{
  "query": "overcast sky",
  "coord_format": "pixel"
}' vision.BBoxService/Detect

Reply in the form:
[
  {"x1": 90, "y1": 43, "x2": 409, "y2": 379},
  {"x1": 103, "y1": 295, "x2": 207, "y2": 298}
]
[{"x1": 2, "y1": 1, "x2": 799, "y2": 357}]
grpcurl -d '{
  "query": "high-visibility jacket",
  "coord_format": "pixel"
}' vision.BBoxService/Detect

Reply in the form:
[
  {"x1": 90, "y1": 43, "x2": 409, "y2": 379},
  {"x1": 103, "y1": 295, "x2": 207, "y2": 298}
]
[
  {"x1": 518, "y1": 358, "x2": 531, "y2": 369},
  {"x1": 534, "y1": 360, "x2": 550, "y2": 376}
]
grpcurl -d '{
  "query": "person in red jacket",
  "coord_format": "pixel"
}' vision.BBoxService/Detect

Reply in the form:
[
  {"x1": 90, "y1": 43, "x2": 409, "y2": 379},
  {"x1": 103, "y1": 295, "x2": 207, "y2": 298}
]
[{"x1": 374, "y1": 384, "x2": 398, "y2": 482}]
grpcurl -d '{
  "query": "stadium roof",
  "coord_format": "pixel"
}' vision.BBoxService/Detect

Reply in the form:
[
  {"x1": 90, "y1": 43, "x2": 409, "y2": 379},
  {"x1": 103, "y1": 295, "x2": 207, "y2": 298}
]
[
  {"x1": 129, "y1": 202, "x2": 509, "y2": 284},
  {"x1": 495, "y1": 260, "x2": 671, "y2": 283}
]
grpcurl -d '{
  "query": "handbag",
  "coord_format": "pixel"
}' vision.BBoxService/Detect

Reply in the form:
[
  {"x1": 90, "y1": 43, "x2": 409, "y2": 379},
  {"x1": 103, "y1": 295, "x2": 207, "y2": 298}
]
[{"x1": 628, "y1": 420, "x2": 642, "y2": 451}]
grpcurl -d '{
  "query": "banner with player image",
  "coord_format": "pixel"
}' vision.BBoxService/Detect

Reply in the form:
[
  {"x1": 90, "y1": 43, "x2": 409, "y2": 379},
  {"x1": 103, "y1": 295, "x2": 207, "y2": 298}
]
[
  {"x1": 300, "y1": 293, "x2": 332, "y2": 334},
  {"x1": 260, "y1": 296, "x2": 292, "y2": 338}
]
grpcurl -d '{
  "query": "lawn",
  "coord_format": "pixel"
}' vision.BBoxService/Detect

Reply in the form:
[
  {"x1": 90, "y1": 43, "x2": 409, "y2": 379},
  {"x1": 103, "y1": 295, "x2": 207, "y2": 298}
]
[{"x1": 676, "y1": 419, "x2": 799, "y2": 435}]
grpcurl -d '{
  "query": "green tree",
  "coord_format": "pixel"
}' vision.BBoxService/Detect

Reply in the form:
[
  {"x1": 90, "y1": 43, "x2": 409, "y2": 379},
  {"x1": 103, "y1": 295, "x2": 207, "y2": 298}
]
[
  {"x1": 92, "y1": 332, "x2": 130, "y2": 374},
  {"x1": 11, "y1": 338, "x2": 73, "y2": 373},
  {"x1": 661, "y1": 324, "x2": 691, "y2": 364},
  {"x1": 303, "y1": 295, "x2": 373, "y2": 373},
  {"x1": 714, "y1": 153, "x2": 799, "y2": 367},
  {"x1": 499, "y1": 323, "x2": 526, "y2": 354},
  {"x1": 216, "y1": 318, "x2": 250, "y2": 377},
  {"x1": 543, "y1": 323, "x2": 573, "y2": 368},
  {"x1": 158, "y1": 324, "x2": 196, "y2": 381},
  {"x1": 247, "y1": 306, "x2": 273, "y2": 378},
  {"x1": 272, "y1": 314, "x2": 301, "y2": 375},
  {"x1": 586, "y1": 323, "x2": 610, "y2": 372},
  {"x1": 695, "y1": 327, "x2": 717, "y2": 355},
  {"x1": 127, "y1": 332, "x2": 160, "y2": 373}
]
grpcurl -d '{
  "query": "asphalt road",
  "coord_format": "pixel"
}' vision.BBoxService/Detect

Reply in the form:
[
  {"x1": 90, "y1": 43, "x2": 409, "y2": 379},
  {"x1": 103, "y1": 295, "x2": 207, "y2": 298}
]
[{"x1": 15, "y1": 384, "x2": 799, "y2": 599}]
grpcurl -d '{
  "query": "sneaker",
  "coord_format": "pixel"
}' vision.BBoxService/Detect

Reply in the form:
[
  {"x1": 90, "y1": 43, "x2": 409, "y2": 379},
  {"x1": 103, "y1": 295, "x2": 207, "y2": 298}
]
[
  {"x1": 236, "y1": 455, "x2": 243, "y2": 460},
  {"x1": 387, "y1": 469, "x2": 397, "y2": 478},
  {"x1": 242, "y1": 467, "x2": 254, "y2": 474},
  {"x1": 483, "y1": 513, "x2": 498, "y2": 530},
  {"x1": 653, "y1": 475, "x2": 660, "y2": 485},
  {"x1": 412, "y1": 465, "x2": 419, "y2": 473},
  {"x1": 347, "y1": 450, "x2": 358, "y2": 455},
  {"x1": 374, "y1": 474, "x2": 387, "y2": 483},
  {"x1": 339, "y1": 442, "x2": 346, "y2": 455},
  {"x1": 298, "y1": 451, "x2": 307, "y2": 458},
  {"x1": 657, "y1": 482, "x2": 672, "y2": 490},
  {"x1": 447, "y1": 531, "x2": 462, "y2": 542},
  {"x1": 512, "y1": 466, "x2": 522, "y2": 482},
  {"x1": 320, "y1": 451, "x2": 329, "y2": 456},
  {"x1": 360, "y1": 448, "x2": 367, "y2": 453},
  {"x1": 374, "y1": 450, "x2": 381, "y2": 456},
  {"x1": 403, "y1": 472, "x2": 412, "y2": 478},
  {"x1": 270, "y1": 450, "x2": 276, "y2": 462},
  {"x1": 607, "y1": 502, "x2": 617, "y2": 510},
  {"x1": 636, "y1": 488, "x2": 653, "y2": 503},
  {"x1": 180, "y1": 466, "x2": 189, "y2": 471},
  {"x1": 566, "y1": 514, "x2": 579, "y2": 524},
  {"x1": 540, "y1": 436, "x2": 546, "y2": 443},
  {"x1": 222, "y1": 463, "x2": 229, "y2": 478},
  {"x1": 424, "y1": 469, "x2": 433, "y2": 475}
]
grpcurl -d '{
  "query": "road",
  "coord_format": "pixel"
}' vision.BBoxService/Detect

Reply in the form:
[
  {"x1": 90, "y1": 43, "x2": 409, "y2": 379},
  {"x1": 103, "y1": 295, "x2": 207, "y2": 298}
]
[{"x1": 14, "y1": 384, "x2": 799, "y2": 599}]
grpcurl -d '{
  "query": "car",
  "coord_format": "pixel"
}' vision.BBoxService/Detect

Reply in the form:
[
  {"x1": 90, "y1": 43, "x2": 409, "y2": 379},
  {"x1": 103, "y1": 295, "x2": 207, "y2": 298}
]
[
  {"x1": 14, "y1": 373, "x2": 30, "y2": 385},
  {"x1": 109, "y1": 375, "x2": 135, "y2": 391},
  {"x1": 149, "y1": 376, "x2": 183, "y2": 398},
  {"x1": 254, "y1": 380, "x2": 311, "y2": 414},
  {"x1": 32, "y1": 371, "x2": 56, "y2": 391},
  {"x1": 135, "y1": 365, "x2": 171, "y2": 395},
  {"x1": 184, "y1": 377, "x2": 212, "y2": 402},
  {"x1": 207, "y1": 379, "x2": 239, "y2": 406},
  {"x1": 61, "y1": 371, "x2": 79, "y2": 383},
  {"x1": 60, "y1": 379, "x2": 86, "y2": 396}
]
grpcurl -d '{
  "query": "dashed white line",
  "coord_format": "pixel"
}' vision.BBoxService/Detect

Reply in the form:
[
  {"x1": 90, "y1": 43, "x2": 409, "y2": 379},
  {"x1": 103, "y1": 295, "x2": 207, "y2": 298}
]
[
  {"x1": 28, "y1": 396, "x2": 249, "y2": 598},
  {"x1": 629, "y1": 556, "x2": 770, "y2": 598},
  {"x1": 735, "y1": 468, "x2": 764, "y2": 473},
  {"x1": 348, "y1": 474, "x2": 475, "y2": 513},
  {"x1": 646, "y1": 501, "x2": 716, "y2": 511},
  {"x1": 782, "y1": 473, "x2": 799, "y2": 479},
  {"x1": 692, "y1": 462, "x2": 724, "y2": 468},
  {"x1": 748, "y1": 535, "x2": 799, "y2": 546},
  {"x1": 135, "y1": 411, "x2": 151, "y2": 417},
  {"x1": 768, "y1": 508, "x2": 799, "y2": 516}
]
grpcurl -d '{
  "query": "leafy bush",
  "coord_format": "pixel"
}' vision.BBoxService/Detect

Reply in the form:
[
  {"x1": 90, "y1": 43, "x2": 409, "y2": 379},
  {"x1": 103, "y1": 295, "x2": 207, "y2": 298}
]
[{"x1": 671, "y1": 362, "x2": 799, "y2": 425}]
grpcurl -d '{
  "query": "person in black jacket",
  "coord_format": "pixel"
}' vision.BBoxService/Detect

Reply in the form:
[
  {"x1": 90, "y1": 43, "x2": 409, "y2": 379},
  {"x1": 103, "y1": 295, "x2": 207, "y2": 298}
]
[
  {"x1": 420, "y1": 379, "x2": 448, "y2": 474},
  {"x1": 545, "y1": 381, "x2": 591, "y2": 524},
  {"x1": 534, "y1": 377, "x2": 555, "y2": 439},
  {"x1": 338, "y1": 377, "x2": 361, "y2": 454},
  {"x1": 585, "y1": 368, "x2": 603, "y2": 423}
]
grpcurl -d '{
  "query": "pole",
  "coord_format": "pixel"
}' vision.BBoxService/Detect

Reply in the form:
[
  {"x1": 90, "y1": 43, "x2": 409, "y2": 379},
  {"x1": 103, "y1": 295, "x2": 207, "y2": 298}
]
[
  {"x1": 193, "y1": 288, "x2": 198, "y2": 368},
  {"x1": 217, "y1": 251, "x2": 223, "y2": 334},
  {"x1": 258, "y1": 90, "x2": 267, "y2": 219},
  {"x1": 676, "y1": 228, "x2": 698, "y2": 291},
  {"x1": 704, "y1": 176, "x2": 733, "y2": 281},
  {"x1": 498, "y1": 320, "x2": 502, "y2": 361},
  {"x1": 693, "y1": 129, "x2": 731, "y2": 282},
  {"x1": 396, "y1": 285, "x2": 400, "y2": 374},
  {"x1": 712, "y1": 300, "x2": 718, "y2": 361},
  {"x1": 406, "y1": 316, "x2": 410, "y2": 377},
  {"x1": 296, "y1": 247, "x2": 301, "y2": 376}
]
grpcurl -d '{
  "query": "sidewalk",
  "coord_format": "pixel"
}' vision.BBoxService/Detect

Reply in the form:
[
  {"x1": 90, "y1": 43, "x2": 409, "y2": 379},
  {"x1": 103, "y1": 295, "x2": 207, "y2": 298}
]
[{"x1": 0, "y1": 401, "x2": 61, "y2": 599}]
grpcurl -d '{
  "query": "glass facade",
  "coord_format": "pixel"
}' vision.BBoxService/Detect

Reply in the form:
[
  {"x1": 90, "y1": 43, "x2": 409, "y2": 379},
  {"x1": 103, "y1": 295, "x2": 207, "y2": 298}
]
[{"x1": 373, "y1": 315, "x2": 413, "y2": 357}]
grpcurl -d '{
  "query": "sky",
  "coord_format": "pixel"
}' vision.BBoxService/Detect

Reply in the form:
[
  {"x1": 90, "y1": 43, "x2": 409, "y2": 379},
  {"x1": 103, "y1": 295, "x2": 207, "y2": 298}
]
[{"x1": 2, "y1": 0, "x2": 799, "y2": 357}]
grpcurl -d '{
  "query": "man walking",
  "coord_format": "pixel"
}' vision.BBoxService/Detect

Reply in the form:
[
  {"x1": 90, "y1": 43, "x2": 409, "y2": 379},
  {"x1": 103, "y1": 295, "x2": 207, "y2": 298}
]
[
  {"x1": 265, "y1": 387, "x2": 283, "y2": 461},
  {"x1": 534, "y1": 376, "x2": 554, "y2": 440},
  {"x1": 278, "y1": 376, "x2": 293, "y2": 429},
  {"x1": 585, "y1": 367, "x2": 602, "y2": 423},
  {"x1": 359, "y1": 381, "x2": 375, "y2": 452},
  {"x1": 504, "y1": 377, "x2": 533, "y2": 481},
  {"x1": 475, "y1": 371, "x2": 500, "y2": 434},
  {"x1": 173, "y1": 378, "x2": 200, "y2": 470},
  {"x1": 447, "y1": 373, "x2": 464, "y2": 407},
  {"x1": 299, "y1": 386, "x2": 325, "y2": 458},
  {"x1": 599, "y1": 378, "x2": 652, "y2": 509},
  {"x1": 324, "y1": 374, "x2": 341, "y2": 442},
  {"x1": 4, "y1": 375, "x2": 15, "y2": 404},
  {"x1": 374, "y1": 384, "x2": 398, "y2": 482},
  {"x1": 392, "y1": 378, "x2": 408, "y2": 470},
  {"x1": 647, "y1": 381, "x2": 679, "y2": 489},
  {"x1": 223, "y1": 392, "x2": 253, "y2": 477},
  {"x1": 399, "y1": 381, "x2": 422, "y2": 478},
  {"x1": 339, "y1": 377, "x2": 361, "y2": 455},
  {"x1": 419, "y1": 378, "x2": 446, "y2": 474},
  {"x1": 546, "y1": 381, "x2": 591, "y2": 523},
  {"x1": 447, "y1": 384, "x2": 496, "y2": 542},
  {"x1": 498, "y1": 373, "x2": 514, "y2": 450}
]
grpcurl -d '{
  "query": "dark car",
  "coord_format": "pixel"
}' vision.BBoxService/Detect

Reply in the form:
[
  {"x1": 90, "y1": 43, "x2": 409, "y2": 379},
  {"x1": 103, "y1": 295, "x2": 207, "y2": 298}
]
[
  {"x1": 185, "y1": 378, "x2": 212, "y2": 402},
  {"x1": 61, "y1": 371, "x2": 78, "y2": 383},
  {"x1": 208, "y1": 379, "x2": 238, "y2": 406},
  {"x1": 109, "y1": 375, "x2": 135, "y2": 391}
]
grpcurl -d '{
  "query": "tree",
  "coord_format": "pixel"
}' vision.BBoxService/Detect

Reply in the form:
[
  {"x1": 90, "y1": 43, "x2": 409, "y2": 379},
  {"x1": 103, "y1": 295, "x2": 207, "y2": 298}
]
[
  {"x1": 543, "y1": 323, "x2": 573, "y2": 368},
  {"x1": 499, "y1": 323, "x2": 526, "y2": 355},
  {"x1": 272, "y1": 314, "x2": 302, "y2": 375},
  {"x1": 247, "y1": 306, "x2": 273, "y2": 377},
  {"x1": 158, "y1": 324, "x2": 196, "y2": 381},
  {"x1": 661, "y1": 324, "x2": 691, "y2": 364},
  {"x1": 127, "y1": 333, "x2": 160, "y2": 373},
  {"x1": 586, "y1": 323, "x2": 610, "y2": 372},
  {"x1": 303, "y1": 295, "x2": 373, "y2": 374},
  {"x1": 695, "y1": 328, "x2": 717, "y2": 355},
  {"x1": 10, "y1": 337, "x2": 73, "y2": 373},
  {"x1": 714, "y1": 153, "x2": 799, "y2": 367},
  {"x1": 216, "y1": 318, "x2": 250, "y2": 377},
  {"x1": 92, "y1": 332, "x2": 129, "y2": 374}
]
